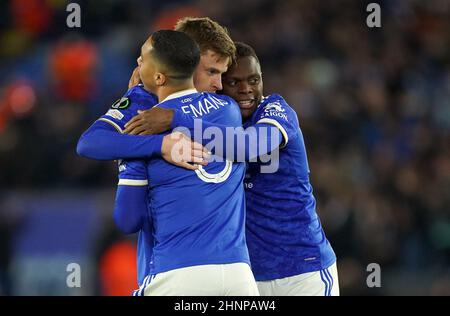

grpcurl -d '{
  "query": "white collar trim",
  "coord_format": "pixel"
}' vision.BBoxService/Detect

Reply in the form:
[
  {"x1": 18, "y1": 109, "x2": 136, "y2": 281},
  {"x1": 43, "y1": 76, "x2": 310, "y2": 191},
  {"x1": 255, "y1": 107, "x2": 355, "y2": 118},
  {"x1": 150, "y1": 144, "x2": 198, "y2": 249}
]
[{"x1": 161, "y1": 89, "x2": 198, "y2": 103}]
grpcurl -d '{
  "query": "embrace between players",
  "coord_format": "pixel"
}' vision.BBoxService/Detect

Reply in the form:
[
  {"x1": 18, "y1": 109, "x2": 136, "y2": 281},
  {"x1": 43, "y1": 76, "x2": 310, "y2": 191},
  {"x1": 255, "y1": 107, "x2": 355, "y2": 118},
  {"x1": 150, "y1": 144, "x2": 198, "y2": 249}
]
[{"x1": 77, "y1": 17, "x2": 339, "y2": 296}]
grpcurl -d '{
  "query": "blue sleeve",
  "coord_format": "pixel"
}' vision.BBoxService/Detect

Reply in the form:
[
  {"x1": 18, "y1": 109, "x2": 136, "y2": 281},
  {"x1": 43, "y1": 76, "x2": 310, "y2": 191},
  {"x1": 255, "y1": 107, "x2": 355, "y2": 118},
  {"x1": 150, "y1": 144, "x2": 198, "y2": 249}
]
[
  {"x1": 253, "y1": 94, "x2": 299, "y2": 148},
  {"x1": 76, "y1": 120, "x2": 164, "y2": 161},
  {"x1": 113, "y1": 159, "x2": 149, "y2": 234},
  {"x1": 171, "y1": 108, "x2": 283, "y2": 161},
  {"x1": 76, "y1": 85, "x2": 163, "y2": 161},
  {"x1": 99, "y1": 85, "x2": 158, "y2": 131},
  {"x1": 113, "y1": 185, "x2": 148, "y2": 234}
]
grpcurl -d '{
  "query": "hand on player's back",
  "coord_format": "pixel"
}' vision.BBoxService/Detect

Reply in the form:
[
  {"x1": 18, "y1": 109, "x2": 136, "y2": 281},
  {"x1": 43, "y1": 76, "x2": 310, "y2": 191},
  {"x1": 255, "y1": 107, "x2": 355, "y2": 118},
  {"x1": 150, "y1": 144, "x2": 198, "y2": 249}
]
[
  {"x1": 124, "y1": 108, "x2": 174, "y2": 135},
  {"x1": 161, "y1": 132, "x2": 210, "y2": 171}
]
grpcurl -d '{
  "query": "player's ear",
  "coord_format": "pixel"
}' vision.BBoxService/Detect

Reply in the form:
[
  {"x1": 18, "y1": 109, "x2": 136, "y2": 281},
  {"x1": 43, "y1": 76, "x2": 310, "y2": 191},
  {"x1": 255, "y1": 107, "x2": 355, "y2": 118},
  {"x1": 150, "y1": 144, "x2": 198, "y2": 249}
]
[{"x1": 154, "y1": 72, "x2": 166, "y2": 86}]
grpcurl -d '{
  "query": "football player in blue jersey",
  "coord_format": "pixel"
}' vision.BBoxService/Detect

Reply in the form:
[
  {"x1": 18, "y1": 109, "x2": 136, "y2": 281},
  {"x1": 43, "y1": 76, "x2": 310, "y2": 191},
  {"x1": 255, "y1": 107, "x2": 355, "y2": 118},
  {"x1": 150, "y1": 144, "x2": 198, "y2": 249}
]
[
  {"x1": 220, "y1": 43, "x2": 339, "y2": 296},
  {"x1": 125, "y1": 42, "x2": 340, "y2": 296},
  {"x1": 77, "y1": 17, "x2": 240, "y2": 292},
  {"x1": 113, "y1": 30, "x2": 259, "y2": 296}
]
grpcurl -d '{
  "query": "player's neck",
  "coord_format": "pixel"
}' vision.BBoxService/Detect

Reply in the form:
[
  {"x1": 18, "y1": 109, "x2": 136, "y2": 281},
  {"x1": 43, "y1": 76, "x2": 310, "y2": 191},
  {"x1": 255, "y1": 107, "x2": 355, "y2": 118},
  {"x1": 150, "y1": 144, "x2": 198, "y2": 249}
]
[{"x1": 157, "y1": 81, "x2": 196, "y2": 103}]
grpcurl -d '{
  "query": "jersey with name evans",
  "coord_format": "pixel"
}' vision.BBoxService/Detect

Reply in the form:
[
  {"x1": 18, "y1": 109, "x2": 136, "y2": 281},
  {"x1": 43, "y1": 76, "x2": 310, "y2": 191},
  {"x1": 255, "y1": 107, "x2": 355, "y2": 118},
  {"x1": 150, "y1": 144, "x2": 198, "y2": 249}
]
[
  {"x1": 100, "y1": 84, "x2": 157, "y2": 286},
  {"x1": 119, "y1": 92, "x2": 250, "y2": 276}
]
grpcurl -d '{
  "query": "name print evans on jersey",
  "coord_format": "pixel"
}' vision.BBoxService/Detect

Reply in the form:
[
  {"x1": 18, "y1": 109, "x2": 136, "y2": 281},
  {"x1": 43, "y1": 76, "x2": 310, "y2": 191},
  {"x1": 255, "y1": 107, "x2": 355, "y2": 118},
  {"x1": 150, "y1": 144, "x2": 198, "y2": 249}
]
[{"x1": 114, "y1": 88, "x2": 250, "y2": 281}]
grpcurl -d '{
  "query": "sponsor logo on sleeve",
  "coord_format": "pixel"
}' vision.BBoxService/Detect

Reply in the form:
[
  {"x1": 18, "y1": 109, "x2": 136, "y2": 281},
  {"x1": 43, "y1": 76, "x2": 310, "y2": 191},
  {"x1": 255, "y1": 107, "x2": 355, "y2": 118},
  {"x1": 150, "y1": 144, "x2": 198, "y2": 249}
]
[
  {"x1": 105, "y1": 109, "x2": 124, "y2": 120},
  {"x1": 264, "y1": 101, "x2": 285, "y2": 113},
  {"x1": 262, "y1": 101, "x2": 288, "y2": 121}
]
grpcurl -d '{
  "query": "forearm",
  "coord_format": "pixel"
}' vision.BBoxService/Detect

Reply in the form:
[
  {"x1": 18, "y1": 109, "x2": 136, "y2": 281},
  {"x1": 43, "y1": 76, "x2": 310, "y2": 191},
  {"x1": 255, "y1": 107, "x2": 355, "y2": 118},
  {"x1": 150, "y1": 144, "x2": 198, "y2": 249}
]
[
  {"x1": 172, "y1": 110, "x2": 283, "y2": 161},
  {"x1": 113, "y1": 185, "x2": 148, "y2": 234},
  {"x1": 215, "y1": 123, "x2": 283, "y2": 161},
  {"x1": 77, "y1": 120, "x2": 164, "y2": 161}
]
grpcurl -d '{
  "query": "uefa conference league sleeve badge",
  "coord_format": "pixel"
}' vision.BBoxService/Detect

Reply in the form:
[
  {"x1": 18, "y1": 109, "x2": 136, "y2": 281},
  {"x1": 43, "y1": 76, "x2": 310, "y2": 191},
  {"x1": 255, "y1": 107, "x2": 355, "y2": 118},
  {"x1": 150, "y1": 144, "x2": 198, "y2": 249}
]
[{"x1": 111, "y1": 97, "x2": 130, "y2": 110}]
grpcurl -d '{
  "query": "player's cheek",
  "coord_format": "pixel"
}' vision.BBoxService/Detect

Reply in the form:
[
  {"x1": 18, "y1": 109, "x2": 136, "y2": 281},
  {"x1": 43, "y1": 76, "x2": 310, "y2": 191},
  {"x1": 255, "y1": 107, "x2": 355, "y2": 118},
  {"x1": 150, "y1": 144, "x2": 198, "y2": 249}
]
[{"x1": 229, "y1": 88, "x2": 239, "y2": 99}]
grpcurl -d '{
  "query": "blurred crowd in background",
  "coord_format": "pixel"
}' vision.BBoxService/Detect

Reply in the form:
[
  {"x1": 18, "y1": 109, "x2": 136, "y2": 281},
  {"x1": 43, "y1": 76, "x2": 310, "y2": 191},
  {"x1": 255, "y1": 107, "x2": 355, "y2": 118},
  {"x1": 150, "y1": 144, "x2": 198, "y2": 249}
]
[{"x1": 0, "y1": 0, "x2": 449, "y2": 295}]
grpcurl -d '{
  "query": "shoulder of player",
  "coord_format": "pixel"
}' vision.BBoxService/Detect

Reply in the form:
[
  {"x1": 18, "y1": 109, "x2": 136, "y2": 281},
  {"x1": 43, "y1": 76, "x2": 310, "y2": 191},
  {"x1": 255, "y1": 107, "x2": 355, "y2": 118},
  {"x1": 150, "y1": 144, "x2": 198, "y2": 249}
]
[
  {"x1": 109, "y1": 85, "x2": 157, "y2": 115},
  {"x1": 102, "y1": 86, "x2": 158, "y2": 127},
  {"x1": 125, "y1": 85, "x2": 158, "y2": 107},
  {"x1": 201, "y1": 93, "x2": 240, "y2": 113},
  {"x1": 259, "y1": 93, "x2": 298, "y2": 117},
  {"x1": 260, "y1": 93, "x2": 292, "y2": 109},
  {"x1": 202, "y1": 93, "x2": 235, "y2": 104},
  {"x1": 200, "y1": 93, "x2": 242, "y2": 126}
]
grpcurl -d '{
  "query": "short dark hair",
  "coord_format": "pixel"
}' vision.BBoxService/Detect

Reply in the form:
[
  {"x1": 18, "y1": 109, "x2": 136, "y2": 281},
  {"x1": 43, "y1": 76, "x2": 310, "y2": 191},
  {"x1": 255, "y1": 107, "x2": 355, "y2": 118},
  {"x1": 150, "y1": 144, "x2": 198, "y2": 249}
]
[
  {"x1": 175, "y1": 17, "x2": 236, "y2": 66},
  {"x1": 151, "y1": 30, "x2": 200, "y2": 80},
  {"x1": 234, "y1": 42, "x2": 260, "y2": 64}
]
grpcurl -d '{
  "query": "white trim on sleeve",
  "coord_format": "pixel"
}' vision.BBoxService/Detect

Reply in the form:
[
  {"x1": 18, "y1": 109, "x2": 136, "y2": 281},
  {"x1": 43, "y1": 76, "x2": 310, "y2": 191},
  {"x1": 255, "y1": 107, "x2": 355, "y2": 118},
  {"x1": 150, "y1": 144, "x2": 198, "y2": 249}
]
[
  {"x1": 257, "y1": 118, "x2": 289, "y2": 148},
  {"x1": 98, "y1": 118, "x2": 124, "y2": 133},
  {"x1": 118, "y1": 179, "x2": 149, "y2": 186}
]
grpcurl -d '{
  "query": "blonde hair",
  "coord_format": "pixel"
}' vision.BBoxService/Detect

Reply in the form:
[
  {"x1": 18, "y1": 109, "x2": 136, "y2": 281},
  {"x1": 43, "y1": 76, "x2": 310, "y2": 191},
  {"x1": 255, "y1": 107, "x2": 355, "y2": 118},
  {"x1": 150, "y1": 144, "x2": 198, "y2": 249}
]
[{"x1": 175, "y1": 17, "x2": 236, "y2": 65}]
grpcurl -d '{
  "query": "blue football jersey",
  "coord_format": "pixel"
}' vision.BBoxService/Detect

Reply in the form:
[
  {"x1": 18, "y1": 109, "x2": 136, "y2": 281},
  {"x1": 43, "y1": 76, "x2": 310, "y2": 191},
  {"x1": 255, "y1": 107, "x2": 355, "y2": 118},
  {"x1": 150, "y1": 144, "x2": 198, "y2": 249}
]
[
  {"x1": 243, "y1": 94, "x2": 336, "y2": 281},
  {"x1": 117, "y1": 159, "x2": 154, "y2": 287},
  {"x1": 101, "y1": 84, "x2": 158, "y2": 286},
  {"x1": 99, "y1": 84, "x2": 158, "y2": 132},
  {"x1": 119, "y1": 90, "x2": 249, "y2": 276}
]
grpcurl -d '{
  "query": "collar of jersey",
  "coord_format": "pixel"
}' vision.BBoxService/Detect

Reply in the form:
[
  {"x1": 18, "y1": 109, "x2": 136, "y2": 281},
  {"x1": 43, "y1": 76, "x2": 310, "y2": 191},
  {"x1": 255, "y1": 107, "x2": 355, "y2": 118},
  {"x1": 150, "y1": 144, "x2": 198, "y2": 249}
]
[
  {"x1": 160, "y1": 89, "x2": 198, "y2": 103},
  {"x1": 257, "y1": 95, "x2": 269, "y2": 108}
]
